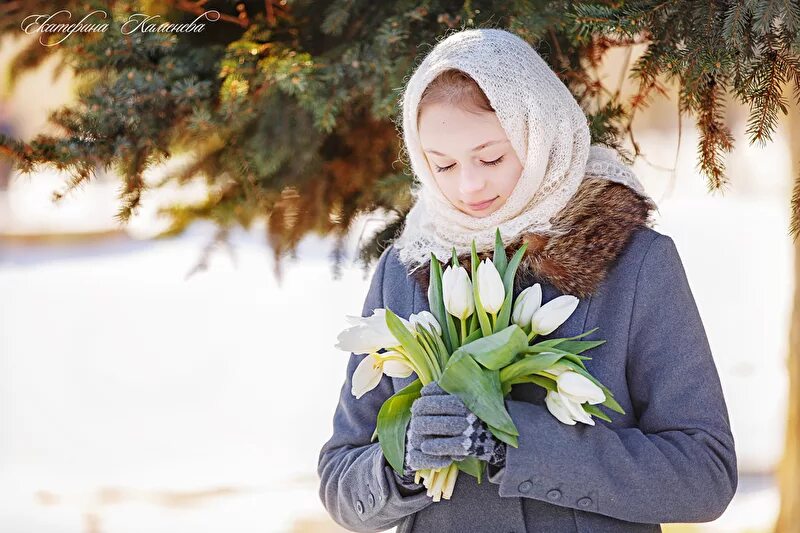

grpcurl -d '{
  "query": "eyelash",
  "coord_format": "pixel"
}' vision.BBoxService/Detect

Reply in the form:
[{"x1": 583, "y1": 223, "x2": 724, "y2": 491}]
[{"x1": 434, "y1": 155, "x2": 505, "y2": 173}]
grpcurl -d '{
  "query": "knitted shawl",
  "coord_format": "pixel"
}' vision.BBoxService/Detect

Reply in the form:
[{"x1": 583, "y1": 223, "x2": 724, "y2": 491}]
[{"x1": 392, "y1": 28, "x2": 653, "y2": 277}]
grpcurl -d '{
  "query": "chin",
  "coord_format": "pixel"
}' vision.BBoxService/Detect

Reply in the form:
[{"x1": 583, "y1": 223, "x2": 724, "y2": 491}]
[{"x1": 459, "y1": 207, "x2": 496, "y2": 218}]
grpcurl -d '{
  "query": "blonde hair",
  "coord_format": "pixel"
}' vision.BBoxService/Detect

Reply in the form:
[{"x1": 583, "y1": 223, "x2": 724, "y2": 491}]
[{"x1": 416, "y1": 68, "x2": 495, "y2": 125}]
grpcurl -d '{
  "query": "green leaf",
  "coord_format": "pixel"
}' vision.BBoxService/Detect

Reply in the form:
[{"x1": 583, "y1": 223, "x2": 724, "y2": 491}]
[
  {"x1": 415, "y1": 326, "x2": 441, "y2": 376},
  {"x1": 559, "y1": 352, "x2": 588, "y2": 370},
  {"x1": 525, "y1": 345, "x2": 589, "y2": 370},
  {"x1": 503, "y1": 373, "x2": 554, "y2": 396},
  {"x1": 530, "y1": 327, "x2": 601, "y2": 348},
  {"x1": 439, "y1": 350, "x2": 519, "y2": 438},
  {"x1": 460, "y1": 324, "x2": 528, "y2": 370},
  {"x1": 471, "y1": 241, "x2": 493, "y2": 337},
  {"x1": 494, "y1": 242, "x2": 528, "y2": 332},
  {"x1": 492, "y1": 229, "x2": 508, "y2": 279},
  {"x1": 493, "y1": 289, "x2": 514, "y2": 333},
  {"x1": 468, "y1": 313, "x2": 479, "y2": 334},
  {"x1": 429, "y1": 324, "x2": 452, "y2": 370},
  {"x1": 376, "y1": 379, "x2": 422, "y2": 474},
  {"x1": 445, "y1": 311, "x2": 460, "y2": 352},
  {"x1": 524, "y1": 345, "x2": 595, "y2": 364},
  {"x1": 501, "y1": 243, "x2": 528, "y2": 295},
  {"x1": 524, "y1": 344, "x2": 566, "y2": 354},
  {"x1": 463, "y1": 327, "x2": 483, "y2": 344},
  {"x1": 487, "y1": 423, "x2": 518, "y2": 448},
  {"x1": 499, "y1": 352, "x2": 566, "y2": 384},
  {"x1": 455, "y1": 456, "x2": 484, "y2": 482},
  {"x1": 385, "y1": 309, "x2": 432, "y2": 383},
  {"x1": 556, "y1": 339, "x2": 606, "y2": 354},
  {"x1": 583, "y1": 403, "x2": 612, "y2": 423},
  {"x1": 429, "y1": 254, "x2": 455, "y2": 354}
]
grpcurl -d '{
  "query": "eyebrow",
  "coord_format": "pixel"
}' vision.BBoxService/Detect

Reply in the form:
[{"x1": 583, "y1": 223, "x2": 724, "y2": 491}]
[{"x1": 423, "y1": 139, "x2": 507, "y2": 156}]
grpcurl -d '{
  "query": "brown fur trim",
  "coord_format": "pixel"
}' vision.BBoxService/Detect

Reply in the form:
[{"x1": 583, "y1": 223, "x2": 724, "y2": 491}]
[{"x1": 409, "y1": 177, "x2": 658, "y2": 298}]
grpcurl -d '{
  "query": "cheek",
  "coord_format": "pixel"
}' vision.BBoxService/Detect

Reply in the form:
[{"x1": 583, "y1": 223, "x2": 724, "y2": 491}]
[
  {"x1": 443, "y1": 179, "x2": 461, "y2": 201},
  {"x1": 433, "y1": 175, "x2": 456, "y2": 201},
  {"x1": 499, "y1": 168, "x2": 522, "y2": 195}
]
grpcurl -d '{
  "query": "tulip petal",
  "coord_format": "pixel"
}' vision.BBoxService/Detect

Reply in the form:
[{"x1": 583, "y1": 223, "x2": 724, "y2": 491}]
[
  {"x1": 410, "y1": 310, "x2": 442, "y2": 336},
  {"x1": 351, "y1": 353, "x2": 384, "y2": 399},
  {"x1": 444, "y1": 265, "x2": 474, "y2": 320},
  {"x1": 512, "y1": 284, "x2": 542, "y2": 327},
  {"x1": 477, "y1": 258, "x2": 505, "y2": 314},
  {"x1": 557, "y1": 371, "x2": 606, "y2": 404},
  {"x1": 335, "y1": 325, "x2": 373, "y2": 354},
  {"x1": 531, "y1": 295, "x2": 580, "y2": 335},
  {"x1": 562, "y1": 395, "x2": 595, "y2": 425},
  {"x1": 382, "y1": 358, "x2": 414, "y2": 378},
  {"x1": 544, "y1": 391, "x2": 577, "y2": 425},
  {"x1": 344, "y1": 314, "x2": 364, "y2": 326}
]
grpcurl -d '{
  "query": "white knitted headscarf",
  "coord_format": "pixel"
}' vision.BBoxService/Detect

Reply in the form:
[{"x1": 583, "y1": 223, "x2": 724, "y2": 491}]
[{"x1": 393, "y1": 28, "x2": 650, "y2": 273}]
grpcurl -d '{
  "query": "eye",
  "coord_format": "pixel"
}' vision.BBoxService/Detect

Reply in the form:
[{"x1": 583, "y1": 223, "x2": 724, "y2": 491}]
[
  {"x1": 482, "y1": 155, "x2": 504, "y2": 166},
  {"x1": 434, "y1": 163, "x2": 456, "y2": 173},
  {"x1": 434, "y1": 155, "x2": 504, "y2": 173}
]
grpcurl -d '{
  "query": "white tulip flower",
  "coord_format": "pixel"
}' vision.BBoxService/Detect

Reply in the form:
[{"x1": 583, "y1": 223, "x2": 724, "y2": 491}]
[
  {"x1": 477, "y1": 258, "x2": 505, "y2": 314},
  {"x1": 544, "y1": 390, "x2": 578, "y2": 425},
  {"x1": 544, "y1": 390, "x2": 595, "y2": 426},
  {"x1": 335, "y1": 308, "x2": 412, "y2": 354},
  {"x1": 442, "y1": 265, "x2": 474, "y2": 320},
  {"x1": 351, "y1": 350, "x2": 414, "y2": 398},
  {"x1": 511, "y1": 284, "x2": 542, "y2": 328},
  {"x1": 530, "y1": 295, "x2": 579, "y2": 335},
  {"x1": 409, "y1": 310, "x2": 442, "y2": 335},
  {"x1": 557, "y1": 370, "x2": 606, "y2": 405}
]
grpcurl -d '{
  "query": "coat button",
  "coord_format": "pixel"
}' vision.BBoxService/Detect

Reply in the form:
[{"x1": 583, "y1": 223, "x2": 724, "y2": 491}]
[
  {"x1": 368, "y1": 492, "x2": 375, "y2": 507},
  {"x1": 355, "y1": 499, "x2": 364, "y2": 514},
  {"x1": 577, "y1": 497, "x2": 592, "y2": 508},
  {"x1": 518, "y1": 480, "x2": 533, "y2": 493},
  {"x1": 546, "y1": 489, "x2": 562, "y2": 501}
]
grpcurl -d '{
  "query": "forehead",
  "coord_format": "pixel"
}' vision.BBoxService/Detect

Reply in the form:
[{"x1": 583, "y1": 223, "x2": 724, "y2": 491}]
[{"x1": 418, "y1": 103, "x2": 508, "y2": 155}]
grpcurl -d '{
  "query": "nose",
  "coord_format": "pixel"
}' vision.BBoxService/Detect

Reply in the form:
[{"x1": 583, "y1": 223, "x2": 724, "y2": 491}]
[{"x1": 458, "y1": 168, "x2": 487, "y2": 196}]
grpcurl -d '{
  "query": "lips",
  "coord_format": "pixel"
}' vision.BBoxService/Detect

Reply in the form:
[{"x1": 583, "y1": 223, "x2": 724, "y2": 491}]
[{"x1": 466, "y1": 196, "x2": 499, "y2": 210}]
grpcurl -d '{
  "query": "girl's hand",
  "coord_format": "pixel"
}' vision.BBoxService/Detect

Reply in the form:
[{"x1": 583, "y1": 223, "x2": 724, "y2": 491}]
[{"x1": 404, "y1": 381, "x2": 506, "y2": 472}]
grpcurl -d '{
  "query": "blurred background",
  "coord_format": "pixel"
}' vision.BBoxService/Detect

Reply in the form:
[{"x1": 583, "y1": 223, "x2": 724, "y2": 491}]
[{"x1": 0, "y1": 2, "x2": 797, "y2": 533}]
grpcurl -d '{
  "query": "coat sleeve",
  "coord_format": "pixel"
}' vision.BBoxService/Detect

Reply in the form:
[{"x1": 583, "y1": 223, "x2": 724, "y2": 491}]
[
  {"x1": 317, "y1": 245, "x2": 434, "y2": 532},
  {"x1": 487, "y1": 233, "x2": 738, "y2": 524}
]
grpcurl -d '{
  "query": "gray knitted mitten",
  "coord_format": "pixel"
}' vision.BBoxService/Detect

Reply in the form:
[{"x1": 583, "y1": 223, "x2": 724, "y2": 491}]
[{"x1": 403, "y1": 381, "x2": 506, "y2": 474}]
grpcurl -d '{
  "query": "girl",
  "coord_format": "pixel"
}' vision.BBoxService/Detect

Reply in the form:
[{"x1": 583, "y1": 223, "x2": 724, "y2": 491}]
[{"x1": 318, "y1": 28, "x2": 737, "y2": 533}]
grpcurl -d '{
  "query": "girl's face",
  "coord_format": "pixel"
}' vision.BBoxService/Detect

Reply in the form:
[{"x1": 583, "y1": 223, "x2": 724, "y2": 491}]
[{"x1": 418, "y1": 102, "x2": 524, "y2": 218}]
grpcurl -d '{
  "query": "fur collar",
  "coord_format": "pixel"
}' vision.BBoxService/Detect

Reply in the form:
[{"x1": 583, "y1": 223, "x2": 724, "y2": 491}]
[{"x1": 408, "y1": 177, "x2": 658, "y2": 298}]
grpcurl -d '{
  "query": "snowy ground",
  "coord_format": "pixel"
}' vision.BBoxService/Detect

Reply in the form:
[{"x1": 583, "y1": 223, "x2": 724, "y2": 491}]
[{"x1": 0, "y1": 125, "x2": 795, "y2": 532}]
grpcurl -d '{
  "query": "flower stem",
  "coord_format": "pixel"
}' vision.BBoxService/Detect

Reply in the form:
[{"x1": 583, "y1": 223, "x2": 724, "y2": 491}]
[
  {"x1": 394, "y1": 346, "x2": 431, "y2": 383},
  {"x1": 442, "y1": 463, "x2": 459, "y2": 499},
  {"x1": 416, "y1": 330, "x2": 441, "y2": 378}
]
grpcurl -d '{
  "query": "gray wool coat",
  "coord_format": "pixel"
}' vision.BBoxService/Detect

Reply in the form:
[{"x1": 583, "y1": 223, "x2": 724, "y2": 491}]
[{"x1": 317, "y1": 226, "x2": 738, "y2": 532}]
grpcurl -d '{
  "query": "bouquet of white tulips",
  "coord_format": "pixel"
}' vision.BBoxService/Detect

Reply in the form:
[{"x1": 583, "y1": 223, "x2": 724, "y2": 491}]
[{"x1": 335, "y1": 230, "x2": 625, "y2": 502}]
